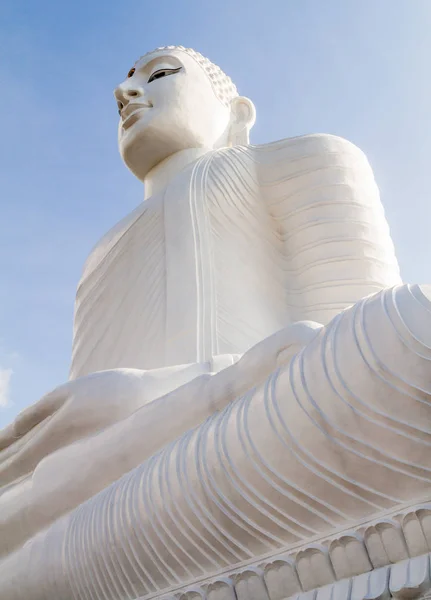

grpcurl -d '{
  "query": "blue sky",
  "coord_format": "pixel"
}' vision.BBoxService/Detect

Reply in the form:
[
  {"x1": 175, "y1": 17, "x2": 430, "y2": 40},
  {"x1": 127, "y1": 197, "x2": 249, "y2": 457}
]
[{"x1": 1, "y1": 0, "x2": 430, "y2": 427}]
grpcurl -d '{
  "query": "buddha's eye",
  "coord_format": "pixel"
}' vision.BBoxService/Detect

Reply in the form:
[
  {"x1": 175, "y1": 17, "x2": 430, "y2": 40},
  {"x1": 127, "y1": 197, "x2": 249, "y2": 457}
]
[
  {"x1": 148, "y1": 67, "x2": 181, "y2": 83},
  {"x1": 127, "y1": 67, "x2": 135, "y2": 78}
]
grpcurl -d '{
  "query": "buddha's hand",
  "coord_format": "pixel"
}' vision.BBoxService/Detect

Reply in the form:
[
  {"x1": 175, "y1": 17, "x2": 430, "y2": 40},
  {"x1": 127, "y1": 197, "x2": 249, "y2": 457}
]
[
  {"x1": 237, "y1": 320, "x2": 323, "y2": 374},
  {"x1": 274, "y1": 320, "x2": 324, "y2": 366},
  {"x1": 208, "y1": 321, "x2": 324, "y2": 408}
]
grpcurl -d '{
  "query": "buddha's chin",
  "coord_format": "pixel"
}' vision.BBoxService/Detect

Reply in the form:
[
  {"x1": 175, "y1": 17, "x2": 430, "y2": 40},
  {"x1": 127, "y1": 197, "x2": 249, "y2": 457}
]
[
  {"x1": 119, "y1": 122, "x2": 199, "y2": 182},
  {"x1": 121, "y1": 139, "x2": 173, "y2": 182}
]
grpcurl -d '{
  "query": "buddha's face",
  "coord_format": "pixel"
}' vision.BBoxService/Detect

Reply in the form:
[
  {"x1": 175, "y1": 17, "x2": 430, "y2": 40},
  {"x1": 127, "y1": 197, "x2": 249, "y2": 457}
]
[{"x1": 114, "y1": 51, "x2": 232, "y2": 181}]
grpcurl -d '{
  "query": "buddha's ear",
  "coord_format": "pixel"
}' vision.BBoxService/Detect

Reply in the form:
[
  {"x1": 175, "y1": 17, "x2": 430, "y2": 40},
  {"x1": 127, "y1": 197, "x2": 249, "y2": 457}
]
[{"x1": 227, "y1": 96, "x2": 256, "y2": 147}]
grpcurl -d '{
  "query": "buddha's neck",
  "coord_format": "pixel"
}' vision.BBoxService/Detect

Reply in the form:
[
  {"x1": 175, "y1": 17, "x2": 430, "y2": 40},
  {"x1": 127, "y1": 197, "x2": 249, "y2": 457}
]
[{"x1": 144, "y1": 147, "x2": 212, "y2": 200}]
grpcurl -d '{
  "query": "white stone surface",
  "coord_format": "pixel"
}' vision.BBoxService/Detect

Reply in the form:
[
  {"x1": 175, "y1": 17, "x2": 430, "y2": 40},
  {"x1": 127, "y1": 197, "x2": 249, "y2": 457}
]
[{"x1": 0, "y1": 46, "x2": 429, "y2": 600}]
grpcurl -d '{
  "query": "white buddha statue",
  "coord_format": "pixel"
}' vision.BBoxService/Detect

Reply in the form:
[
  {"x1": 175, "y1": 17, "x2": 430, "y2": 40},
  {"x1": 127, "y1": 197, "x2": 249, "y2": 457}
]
[
  {"x1": 71, "y1": 46, "x2": 400, "y2": 378},
  {"x1": 1, "y1": 46, "x2": 430, "y2": 600}
]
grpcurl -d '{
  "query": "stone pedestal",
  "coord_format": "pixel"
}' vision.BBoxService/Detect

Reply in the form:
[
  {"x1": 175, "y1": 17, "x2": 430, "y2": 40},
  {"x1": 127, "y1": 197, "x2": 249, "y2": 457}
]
[{"x1": 158, "y1": 503, "x2": 431, "y2": 600}]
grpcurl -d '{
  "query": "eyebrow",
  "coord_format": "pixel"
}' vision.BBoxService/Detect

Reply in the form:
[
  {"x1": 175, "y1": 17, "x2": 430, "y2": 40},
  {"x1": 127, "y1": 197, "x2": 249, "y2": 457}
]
[{"x1": 134, "y1": 55, "x2": 182, "y2": 74}]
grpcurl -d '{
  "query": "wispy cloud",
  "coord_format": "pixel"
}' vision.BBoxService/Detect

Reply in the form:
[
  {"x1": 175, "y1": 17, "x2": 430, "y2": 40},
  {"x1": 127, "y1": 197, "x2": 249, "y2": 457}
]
[{"x1": 0, "y1": 368, "x2": 13, "y2": 407}]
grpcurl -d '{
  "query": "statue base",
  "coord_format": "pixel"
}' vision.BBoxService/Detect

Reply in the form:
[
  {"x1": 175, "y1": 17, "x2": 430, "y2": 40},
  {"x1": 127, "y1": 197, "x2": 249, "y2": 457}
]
[{"x1": 155, "y1": 501, "x2": 431, "y2": 600}]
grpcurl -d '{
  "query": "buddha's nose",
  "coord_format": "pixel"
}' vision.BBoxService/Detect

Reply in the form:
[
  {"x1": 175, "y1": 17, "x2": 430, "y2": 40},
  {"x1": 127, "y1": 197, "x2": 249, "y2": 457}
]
[{"x1": 114, "y1": 81, "x2": 145, "y2": 112}]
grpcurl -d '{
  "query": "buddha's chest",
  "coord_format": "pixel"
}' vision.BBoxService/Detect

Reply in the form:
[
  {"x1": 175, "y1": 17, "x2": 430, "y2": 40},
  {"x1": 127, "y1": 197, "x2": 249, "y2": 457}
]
[
  {"x1": 158, "y1": 155, "x2": 278, "y2": 362},
  {"x1": 74, "y1": 153, "x2": 284, "y2": 374}
]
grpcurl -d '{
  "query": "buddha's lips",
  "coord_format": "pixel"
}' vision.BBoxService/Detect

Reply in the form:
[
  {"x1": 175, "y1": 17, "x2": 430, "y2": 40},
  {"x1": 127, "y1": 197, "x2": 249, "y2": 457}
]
[{"x1": 121, "y1": 104, "x2": 152, "y2": 129}]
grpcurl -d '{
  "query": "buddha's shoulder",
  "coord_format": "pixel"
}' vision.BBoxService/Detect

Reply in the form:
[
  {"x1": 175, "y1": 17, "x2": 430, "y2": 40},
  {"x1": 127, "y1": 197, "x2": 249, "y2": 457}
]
[
  {"x1": 253, "y1": 133, "x2": 366, "y2": 156},
  {"x1": 227, "y1": 133, "x2": 370, "y2": 167}
]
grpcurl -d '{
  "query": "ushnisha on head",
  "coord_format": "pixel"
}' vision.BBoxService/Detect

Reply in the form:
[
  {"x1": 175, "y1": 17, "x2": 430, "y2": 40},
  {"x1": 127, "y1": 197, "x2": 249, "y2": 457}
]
[{"x1": 114, "y1": 46, "x2": 256, "y2": 181}]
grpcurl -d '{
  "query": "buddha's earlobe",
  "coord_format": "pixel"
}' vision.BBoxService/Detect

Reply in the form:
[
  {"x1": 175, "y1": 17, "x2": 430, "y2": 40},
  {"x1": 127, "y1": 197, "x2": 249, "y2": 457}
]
[{"x1": 227, "y1": 96, "x2": 256, "y2": 147}]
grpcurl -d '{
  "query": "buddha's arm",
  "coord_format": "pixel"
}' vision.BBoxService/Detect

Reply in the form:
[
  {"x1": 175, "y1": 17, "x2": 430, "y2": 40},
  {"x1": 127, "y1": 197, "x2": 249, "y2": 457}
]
[{"x1": 259, "y1": 134, "x2": 401, "y2": 325}]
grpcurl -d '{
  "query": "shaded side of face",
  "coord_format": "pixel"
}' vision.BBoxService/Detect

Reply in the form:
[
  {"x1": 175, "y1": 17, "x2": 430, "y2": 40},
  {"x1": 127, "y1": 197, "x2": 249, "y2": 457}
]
[{"x1": 114, "y1": 52, "x2": 231, "y2": 181}]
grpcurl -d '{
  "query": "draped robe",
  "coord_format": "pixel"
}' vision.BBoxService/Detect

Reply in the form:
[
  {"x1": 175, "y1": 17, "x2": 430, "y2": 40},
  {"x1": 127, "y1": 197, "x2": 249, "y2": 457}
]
[{"x1": 70, "y1": 134, "x2": 400, "y2": 379}]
